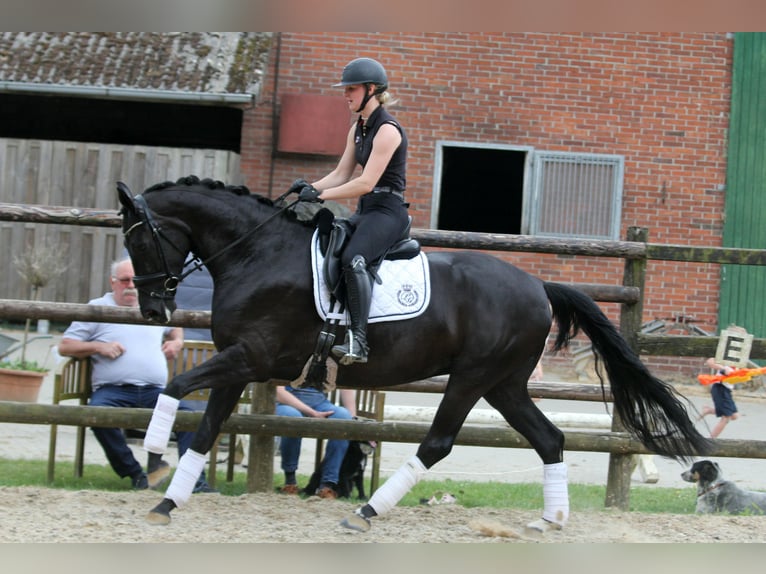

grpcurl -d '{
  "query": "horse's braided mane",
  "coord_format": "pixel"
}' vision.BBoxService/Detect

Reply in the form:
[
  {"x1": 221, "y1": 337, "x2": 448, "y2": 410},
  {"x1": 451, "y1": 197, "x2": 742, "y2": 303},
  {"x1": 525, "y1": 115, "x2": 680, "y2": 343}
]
[
  {"x1": 143, "y1": 174, "x2": 310, "y2": 225},
  {"x1": 144, "y1": 174, "x2": 257, "y2": 198}
]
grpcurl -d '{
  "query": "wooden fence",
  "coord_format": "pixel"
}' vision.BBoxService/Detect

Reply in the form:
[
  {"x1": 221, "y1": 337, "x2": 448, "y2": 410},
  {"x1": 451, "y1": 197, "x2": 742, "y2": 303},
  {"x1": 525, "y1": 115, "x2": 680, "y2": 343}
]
[
  {"x1": 0, "y1": 139, "x2": 241, "y2": 304},
  {"x1": 3, "y1": 202, "x2": 766, "y2": 510}
]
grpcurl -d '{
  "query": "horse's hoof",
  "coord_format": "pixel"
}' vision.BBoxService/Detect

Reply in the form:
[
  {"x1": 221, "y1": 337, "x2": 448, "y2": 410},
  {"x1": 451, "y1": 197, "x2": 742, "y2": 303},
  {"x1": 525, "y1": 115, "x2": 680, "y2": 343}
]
[
  {"x1": 145, "y1": 498, "x2": 176, "y2": 525},
  {"x1": 146, "y1": 510, "x2": 171, "y2": 525},
  {"x1": 523, "y1": 518, "x2": 562, "y2": 538},
  {"x1": 340, "y1": 512, "x2": 371, "y2": 532},
  {"x1": 147, "y1": 461, "x2": 171, "y2": 490}
]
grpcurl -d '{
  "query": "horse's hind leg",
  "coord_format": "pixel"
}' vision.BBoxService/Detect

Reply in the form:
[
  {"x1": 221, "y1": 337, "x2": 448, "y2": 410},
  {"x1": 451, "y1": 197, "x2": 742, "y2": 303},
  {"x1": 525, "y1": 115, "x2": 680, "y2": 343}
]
[
  {"x1": 483, "y1": 383, "x2": 569, "y2": 535},
  {"x1": 341, "y1": 382, "x2": 484, "y2": 532}
]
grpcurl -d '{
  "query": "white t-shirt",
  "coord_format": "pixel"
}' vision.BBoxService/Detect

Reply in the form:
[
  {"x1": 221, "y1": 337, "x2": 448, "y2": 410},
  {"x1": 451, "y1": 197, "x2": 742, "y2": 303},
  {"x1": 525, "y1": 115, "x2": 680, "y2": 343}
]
[{"x1": 62, "y1": 293, "x2": 173, "y2": 390}]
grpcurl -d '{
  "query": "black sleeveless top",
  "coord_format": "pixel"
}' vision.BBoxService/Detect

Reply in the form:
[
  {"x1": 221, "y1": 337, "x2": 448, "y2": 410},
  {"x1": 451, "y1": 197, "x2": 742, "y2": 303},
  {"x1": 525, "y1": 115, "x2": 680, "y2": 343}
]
[{"x1": 354, "y1": 106, "x2": 407, "y2": 193}]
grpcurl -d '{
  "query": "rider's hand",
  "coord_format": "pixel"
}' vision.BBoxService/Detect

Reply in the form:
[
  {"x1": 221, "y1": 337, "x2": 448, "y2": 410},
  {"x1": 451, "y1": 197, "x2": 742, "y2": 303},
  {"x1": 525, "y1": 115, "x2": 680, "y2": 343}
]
[
  {"x1": 298, "y1": 183, "x2": 323, "y2": 203},
  {"x1": 288, "y1": 178, "x2": 308, "y2": 195}
]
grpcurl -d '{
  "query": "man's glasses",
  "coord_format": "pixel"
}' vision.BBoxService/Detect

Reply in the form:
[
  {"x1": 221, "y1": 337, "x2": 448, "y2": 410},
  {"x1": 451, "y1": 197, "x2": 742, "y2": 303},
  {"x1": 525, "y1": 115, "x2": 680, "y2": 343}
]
[{"x1": 113, "y1": 276, "x2": 134, "y2": 285}]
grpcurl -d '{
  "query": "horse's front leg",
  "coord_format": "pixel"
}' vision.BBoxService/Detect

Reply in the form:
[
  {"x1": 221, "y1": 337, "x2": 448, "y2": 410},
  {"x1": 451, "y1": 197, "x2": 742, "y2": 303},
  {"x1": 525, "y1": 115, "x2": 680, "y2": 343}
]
[
  {"x1": 341, "y1": 382, "x2": 482, "y2": 532},
  {"x1": 143, "y1": 344, "x2": 253, "y2": 454},
  {"x1": 142, "y1": 344, "x2": 256, "y2": 525},
  {"x1": 146, "y1": 382, "x2": 246, "y2": 525}
]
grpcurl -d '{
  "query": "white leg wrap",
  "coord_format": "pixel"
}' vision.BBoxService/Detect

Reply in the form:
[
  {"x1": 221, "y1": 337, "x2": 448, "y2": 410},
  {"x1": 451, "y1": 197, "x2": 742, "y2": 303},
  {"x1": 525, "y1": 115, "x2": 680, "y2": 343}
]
[
  {"x1": 165, "y1": 449, "x2": 206, "y2": 508},
  {"x1": 143, "y1": 394, "x2": 179, "y2": 454},
  {"x1": 542, "y1": 462, "x2": 569, "y2": 526},
  {"x1": 367, "y1": 455, "x2": 427, "y2": 516}
]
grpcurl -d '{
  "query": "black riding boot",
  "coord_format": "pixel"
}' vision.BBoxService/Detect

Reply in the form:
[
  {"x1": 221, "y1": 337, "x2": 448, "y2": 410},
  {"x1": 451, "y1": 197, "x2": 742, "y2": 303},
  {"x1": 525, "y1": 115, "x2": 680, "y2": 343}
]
[{"x1": 332, "y1": 255, "x2": 371, "y2": 365}]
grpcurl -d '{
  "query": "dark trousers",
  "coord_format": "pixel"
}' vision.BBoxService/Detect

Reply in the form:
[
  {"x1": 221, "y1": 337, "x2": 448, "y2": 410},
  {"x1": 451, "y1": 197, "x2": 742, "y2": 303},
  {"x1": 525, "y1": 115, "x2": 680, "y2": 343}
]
[
  {"x1": 89, "y1": 384, "x2": 195, "y2": 479},
  {"x1": 710, "y1": 383, "x2": 738, "y2": 417},
  {"x1": 344, "y1": 193, "x2": 409, "y2": 267}
]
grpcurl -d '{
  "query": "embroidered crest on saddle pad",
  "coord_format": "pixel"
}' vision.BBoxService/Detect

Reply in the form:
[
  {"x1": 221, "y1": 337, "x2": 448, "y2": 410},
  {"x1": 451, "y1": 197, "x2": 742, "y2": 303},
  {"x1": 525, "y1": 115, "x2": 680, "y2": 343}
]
[{"x1": 310, "y1": 230, "x2": 431, "y2": 324}]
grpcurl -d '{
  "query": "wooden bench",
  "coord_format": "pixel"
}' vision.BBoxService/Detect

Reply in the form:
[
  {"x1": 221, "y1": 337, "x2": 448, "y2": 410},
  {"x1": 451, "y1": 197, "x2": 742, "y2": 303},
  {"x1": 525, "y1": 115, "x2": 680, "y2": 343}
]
[
  {"x1": 47, "y1": 338, "x2": 386, "y2": 494},
  {"x1": 46, "y1": 340, "x2": 250, "y2": 486}
]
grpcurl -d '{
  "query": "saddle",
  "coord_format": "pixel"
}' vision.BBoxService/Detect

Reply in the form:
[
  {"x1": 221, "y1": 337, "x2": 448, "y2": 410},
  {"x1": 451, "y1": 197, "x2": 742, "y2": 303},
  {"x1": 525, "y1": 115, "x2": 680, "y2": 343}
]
[
  {"x1": 315, "y1": 208, "x2": 421, "y2": 300},
  {"x1": 302, "y1": 208, "x2": 421, "y2": 390}
]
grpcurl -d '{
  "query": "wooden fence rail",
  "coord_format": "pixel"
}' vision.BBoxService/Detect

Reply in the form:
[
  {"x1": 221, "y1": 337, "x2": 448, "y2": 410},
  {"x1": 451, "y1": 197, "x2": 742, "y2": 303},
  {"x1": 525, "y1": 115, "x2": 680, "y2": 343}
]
[
  {"x1": 6, "y1": 201, "x2": 766, "y2": 265},
  {"x1": 0, "y1": 299, "x2": 212, "y2": 329},
  {"x1": 6, "y1": 298, "x2": 766, "y2": 360},
  {"x1": 8, "y1": 301, "x2": 766, "y2": 369},
  {"x1": 4, "y1": 402, "x2": 765, "y2": 460}
]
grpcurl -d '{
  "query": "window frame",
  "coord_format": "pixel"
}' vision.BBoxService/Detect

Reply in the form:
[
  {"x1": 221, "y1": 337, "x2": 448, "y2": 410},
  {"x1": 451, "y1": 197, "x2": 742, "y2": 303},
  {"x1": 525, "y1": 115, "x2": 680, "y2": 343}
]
[
  {"x1": 529, "y1": 150, "x2": 625, "y2": 240},
  {"x1": 431, "y1": 140, "x2": 534, "y2": 231},
  {"x1": 432, "y1": 141, "x2": 624, "y2": 240}
]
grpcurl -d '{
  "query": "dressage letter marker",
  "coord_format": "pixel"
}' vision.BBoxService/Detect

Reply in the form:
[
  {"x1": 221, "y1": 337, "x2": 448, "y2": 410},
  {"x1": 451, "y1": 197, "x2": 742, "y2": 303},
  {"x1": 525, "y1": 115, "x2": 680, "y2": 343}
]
[{"x1": 715, "y1": 326, "x2": 753, "y2": 368}]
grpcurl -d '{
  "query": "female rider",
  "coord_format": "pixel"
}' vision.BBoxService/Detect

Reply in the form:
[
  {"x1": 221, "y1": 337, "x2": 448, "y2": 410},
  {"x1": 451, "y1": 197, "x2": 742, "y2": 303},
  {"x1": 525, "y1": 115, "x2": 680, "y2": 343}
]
[{"x1": 292, "y1": 57, "x2": 410, "y2": 365}]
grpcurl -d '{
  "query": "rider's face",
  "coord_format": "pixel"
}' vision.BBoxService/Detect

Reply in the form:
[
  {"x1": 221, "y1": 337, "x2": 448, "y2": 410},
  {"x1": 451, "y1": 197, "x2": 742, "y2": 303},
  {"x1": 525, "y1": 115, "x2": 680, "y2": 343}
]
[{"x1": 344, "y1": 84, "x2": 369, "y2": 112}]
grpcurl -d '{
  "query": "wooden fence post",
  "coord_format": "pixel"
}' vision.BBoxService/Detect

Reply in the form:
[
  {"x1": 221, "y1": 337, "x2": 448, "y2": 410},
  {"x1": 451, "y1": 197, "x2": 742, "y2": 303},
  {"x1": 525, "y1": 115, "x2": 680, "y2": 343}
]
[
  {"x1": 605, "y1": 226, "x2": 648, "y2": 509},
  {"x1": 246, "y1": 382, "x2": 276, "y2": 493}
]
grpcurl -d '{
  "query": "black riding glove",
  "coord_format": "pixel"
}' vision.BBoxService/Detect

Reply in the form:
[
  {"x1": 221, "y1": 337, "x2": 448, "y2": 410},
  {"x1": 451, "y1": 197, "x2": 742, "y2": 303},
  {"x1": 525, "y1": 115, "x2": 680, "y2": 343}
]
[
  {"x1": 298, "y1": 184, "x2": 323, "y2": 203},
  {"x1": 288, "y1": 178, "x2": 309, "y2": 195}
]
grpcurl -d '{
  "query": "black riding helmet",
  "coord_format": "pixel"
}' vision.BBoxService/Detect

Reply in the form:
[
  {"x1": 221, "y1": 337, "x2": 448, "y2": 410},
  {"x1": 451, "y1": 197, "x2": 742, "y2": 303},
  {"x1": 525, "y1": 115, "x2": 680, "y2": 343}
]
[{"x1": 333, "y1": 57, "x2": 388, "y2": 113}]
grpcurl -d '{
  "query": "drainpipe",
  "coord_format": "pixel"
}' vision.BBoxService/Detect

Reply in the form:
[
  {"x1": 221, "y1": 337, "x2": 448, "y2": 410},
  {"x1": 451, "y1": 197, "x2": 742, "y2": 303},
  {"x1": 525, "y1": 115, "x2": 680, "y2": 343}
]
[{"x1": 267, "y1": 32, "x2": 283, "y2": 199}]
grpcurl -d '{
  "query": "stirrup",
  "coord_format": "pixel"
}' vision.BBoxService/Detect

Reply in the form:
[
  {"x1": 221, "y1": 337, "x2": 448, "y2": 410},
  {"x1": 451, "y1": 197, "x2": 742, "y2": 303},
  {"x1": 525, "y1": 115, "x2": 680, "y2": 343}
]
[
  {"x1": 331, "y1": 331, "x2": 368, "y2": 365},
  {"x1": 338, "y1": 349, "x2": 368, "y2": 366}
]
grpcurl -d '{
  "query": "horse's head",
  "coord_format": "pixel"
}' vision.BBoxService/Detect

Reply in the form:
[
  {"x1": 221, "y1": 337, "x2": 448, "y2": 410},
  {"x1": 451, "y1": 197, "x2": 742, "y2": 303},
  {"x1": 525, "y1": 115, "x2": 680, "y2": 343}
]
[{"x1": 117, "y1": 181, "x2": 190, "y2": 324}]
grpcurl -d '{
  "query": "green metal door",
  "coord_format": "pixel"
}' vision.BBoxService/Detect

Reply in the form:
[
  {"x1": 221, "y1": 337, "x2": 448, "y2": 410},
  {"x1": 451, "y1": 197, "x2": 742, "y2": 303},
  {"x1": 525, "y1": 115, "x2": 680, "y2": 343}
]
[{"x1": 720, "y1": 32, "x2": 766, "y2": 337}]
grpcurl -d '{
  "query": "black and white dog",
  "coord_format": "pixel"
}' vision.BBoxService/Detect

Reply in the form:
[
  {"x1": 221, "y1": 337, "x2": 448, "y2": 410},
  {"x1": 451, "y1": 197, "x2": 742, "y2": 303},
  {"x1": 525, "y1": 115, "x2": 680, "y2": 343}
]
[{"x1": 681, "y1": 460, "x2": 766, "y2": 515}]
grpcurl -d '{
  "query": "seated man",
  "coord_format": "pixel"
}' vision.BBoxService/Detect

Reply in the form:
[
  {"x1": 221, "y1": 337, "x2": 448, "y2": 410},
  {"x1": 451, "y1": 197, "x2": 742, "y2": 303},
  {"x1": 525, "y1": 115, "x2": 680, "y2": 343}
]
[
  {"x1": 58, "y1": 257, "x2": 215, "y2": 492},
  {"x1": 275, "y1": 384, "x2": 356, "y2": 498}
]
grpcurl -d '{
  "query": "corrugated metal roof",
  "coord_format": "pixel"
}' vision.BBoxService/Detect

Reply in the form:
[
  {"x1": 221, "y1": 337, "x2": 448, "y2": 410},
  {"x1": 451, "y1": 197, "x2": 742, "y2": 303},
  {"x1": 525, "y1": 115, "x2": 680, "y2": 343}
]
[{"x1": 0, "y1": 32, "x2": 271, "y2": 95}]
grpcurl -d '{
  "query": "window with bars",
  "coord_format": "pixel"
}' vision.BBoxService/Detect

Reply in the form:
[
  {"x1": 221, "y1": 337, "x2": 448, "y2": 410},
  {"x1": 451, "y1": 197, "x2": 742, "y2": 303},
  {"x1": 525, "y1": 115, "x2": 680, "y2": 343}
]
[
  {"x1": 530, "y1": 151, "x2": 624, "y2": 240},
  {"x1": 433, "y1": 143, "x2": 624, "y2": 240}
]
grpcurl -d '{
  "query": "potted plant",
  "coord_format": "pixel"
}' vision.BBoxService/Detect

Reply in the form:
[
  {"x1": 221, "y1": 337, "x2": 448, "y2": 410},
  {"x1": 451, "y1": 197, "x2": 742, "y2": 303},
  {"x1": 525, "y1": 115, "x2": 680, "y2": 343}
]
[{"x1": 0, "y1": 243, "x2": 67, "y2": 402}]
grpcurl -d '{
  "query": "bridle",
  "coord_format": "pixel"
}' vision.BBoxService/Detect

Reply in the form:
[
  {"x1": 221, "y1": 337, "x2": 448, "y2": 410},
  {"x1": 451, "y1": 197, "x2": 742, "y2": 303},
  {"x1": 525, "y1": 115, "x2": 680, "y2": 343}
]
[
  {"x1": 122, "y1": 185, "x2": 300, "y2": 304},
  {"x1": 123, "y1": 194, "x2": 187, "y2": 303}
]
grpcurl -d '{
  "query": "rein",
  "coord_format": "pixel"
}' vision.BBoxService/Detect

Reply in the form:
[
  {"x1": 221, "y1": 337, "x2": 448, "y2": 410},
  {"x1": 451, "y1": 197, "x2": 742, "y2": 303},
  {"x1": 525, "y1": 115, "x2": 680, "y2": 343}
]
[
  {"x1": 126, "y1": 187, "x2": 300, "y2": 296},
  {"x1": 181, "y1": 196, "x2": 301, "y2": 279}
]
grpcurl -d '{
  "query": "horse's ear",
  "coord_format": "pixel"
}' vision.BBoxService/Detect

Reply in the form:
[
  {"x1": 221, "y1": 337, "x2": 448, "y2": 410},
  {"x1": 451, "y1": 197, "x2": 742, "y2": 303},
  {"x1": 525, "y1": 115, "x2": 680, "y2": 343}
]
[{"x1": 116, "y1": 181, "x2": 136, "y2": 213}]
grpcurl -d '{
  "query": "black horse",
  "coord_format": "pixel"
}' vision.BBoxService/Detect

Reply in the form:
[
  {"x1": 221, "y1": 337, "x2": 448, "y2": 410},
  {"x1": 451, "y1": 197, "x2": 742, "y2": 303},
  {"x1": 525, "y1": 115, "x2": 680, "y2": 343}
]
[{"x1": 117, "y1": 176, "x2": 711, "y2": 534}]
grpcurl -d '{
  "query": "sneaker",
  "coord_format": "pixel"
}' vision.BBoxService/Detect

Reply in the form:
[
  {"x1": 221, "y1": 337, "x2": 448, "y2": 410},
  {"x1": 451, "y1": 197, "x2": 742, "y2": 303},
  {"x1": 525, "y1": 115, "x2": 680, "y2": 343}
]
[
  {"x1": 147, "y1": 460, "x2": 171, "y2": 490},
  {"x1": 131, "y1": 473, "x2": 149, "y2": 490},
  {"x1": 316, "y1": 486, "x2": 338, "y2": 499},
  {"x1": 192, "y1": 480, "x2": 219, "y2": 494},
  {"x1": 279, "y1": 484, "x2": 300, "y2": 495}
]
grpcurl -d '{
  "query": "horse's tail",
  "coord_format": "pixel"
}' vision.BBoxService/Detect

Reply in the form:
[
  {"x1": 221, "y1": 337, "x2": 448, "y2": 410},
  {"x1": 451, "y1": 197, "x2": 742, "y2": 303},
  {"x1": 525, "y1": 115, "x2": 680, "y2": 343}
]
[{"x1": 543, "y1": 282, "x2": 712, "y2": 461}]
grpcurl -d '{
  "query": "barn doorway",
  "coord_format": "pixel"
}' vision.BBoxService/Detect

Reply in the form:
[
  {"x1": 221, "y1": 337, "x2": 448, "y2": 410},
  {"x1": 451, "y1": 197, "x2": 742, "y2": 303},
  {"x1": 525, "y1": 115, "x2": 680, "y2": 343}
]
[{"x1": 433, "y1": 142, "x2": 531, "y2": 234}]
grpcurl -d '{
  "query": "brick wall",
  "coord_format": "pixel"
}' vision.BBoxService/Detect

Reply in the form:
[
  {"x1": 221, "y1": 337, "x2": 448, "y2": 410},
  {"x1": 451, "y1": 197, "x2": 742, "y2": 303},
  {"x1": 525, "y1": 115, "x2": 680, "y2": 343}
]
[{"x1": 240, "y1": 32, "x2": 733, "y2": 380}]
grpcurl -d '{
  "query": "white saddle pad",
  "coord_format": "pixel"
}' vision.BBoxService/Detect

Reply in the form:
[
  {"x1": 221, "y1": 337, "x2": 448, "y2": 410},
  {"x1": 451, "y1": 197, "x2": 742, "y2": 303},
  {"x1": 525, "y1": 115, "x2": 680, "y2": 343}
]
[{"x1": 311, "y1": 230, "x2": 431, "y2": 324}]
